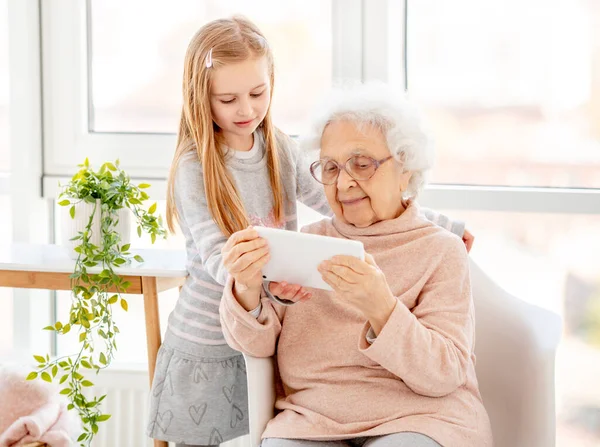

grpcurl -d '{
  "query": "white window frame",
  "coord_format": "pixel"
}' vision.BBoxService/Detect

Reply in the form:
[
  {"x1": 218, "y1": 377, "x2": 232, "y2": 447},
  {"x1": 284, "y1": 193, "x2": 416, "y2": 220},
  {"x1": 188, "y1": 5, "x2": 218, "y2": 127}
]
[
  {"x1": 7, "y1": 0, "x2": 53, "y2": 360},
  {"x1": 360, "y1": 0, "x2": 600, "y2": 215},
  {"x1": 40, "y1": 0, "x2": 363, "y2": 180},
  {"x1": 7, "y1": 0, "x2": 600, "y2": 365}
]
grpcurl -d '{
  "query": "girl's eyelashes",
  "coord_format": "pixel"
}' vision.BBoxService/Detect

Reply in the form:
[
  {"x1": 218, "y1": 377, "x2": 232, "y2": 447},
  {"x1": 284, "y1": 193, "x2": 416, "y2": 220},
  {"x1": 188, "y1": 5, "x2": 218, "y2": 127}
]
[{"x1": 218, "y1": 91, "x2": 264, "y2": 104}]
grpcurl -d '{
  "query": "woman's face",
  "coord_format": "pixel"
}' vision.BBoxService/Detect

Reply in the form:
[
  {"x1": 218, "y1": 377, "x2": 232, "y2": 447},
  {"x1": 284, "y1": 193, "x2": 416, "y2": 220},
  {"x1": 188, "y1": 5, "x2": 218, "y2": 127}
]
[{"x1": 319, "y1": 120, "x2": 412, "y2": 228}]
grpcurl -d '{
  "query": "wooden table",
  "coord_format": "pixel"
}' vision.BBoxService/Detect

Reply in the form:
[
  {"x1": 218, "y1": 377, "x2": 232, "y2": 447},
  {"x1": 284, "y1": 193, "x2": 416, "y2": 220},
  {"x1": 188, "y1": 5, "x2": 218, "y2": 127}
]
[{"x1": 0, "y1": 243, "x2": 187, "y2": 447}]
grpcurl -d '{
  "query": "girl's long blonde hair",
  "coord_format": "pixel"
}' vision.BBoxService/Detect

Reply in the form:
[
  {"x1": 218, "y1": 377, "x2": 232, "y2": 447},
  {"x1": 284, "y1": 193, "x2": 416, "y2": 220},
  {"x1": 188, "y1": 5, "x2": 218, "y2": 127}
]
[{"x1": 166, "y1": 16, "x2": 285, "y2": 237}]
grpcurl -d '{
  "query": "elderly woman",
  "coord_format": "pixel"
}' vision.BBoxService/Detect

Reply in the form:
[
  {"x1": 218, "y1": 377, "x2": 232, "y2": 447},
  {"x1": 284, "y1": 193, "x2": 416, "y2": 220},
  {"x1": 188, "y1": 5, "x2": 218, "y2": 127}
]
[{"x1": 219, "y1": 83, "x2": 493, "y2": 447}]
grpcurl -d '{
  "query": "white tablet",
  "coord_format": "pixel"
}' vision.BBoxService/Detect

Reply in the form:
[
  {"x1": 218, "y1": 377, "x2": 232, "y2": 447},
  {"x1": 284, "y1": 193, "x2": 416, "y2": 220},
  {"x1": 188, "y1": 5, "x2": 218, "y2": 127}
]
[{"x1": 254, "y1": 226, "x2": 365, "y2": 291}]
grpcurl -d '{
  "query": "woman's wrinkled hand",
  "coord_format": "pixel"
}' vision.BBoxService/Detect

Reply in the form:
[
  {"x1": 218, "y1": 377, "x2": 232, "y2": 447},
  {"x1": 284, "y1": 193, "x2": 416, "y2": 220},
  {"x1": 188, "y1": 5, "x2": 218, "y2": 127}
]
[
  {"x1": 318, "y1": 253, "x2": 396, "y2": 321},
  {"x1": 221, "y1": 227, "x2": 270, "y2": 292}
]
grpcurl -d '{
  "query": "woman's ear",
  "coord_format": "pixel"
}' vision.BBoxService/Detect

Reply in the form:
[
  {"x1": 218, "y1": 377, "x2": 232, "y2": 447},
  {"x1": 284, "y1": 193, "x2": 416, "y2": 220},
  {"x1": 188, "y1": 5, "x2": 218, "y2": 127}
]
[{"x1": 399, "y1": 170, "x2": 413, "y2": 193}]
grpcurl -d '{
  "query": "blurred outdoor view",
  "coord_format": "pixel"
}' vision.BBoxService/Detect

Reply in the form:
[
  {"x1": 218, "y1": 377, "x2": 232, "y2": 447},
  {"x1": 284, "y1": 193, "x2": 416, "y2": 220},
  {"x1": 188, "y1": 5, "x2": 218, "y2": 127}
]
[{"x1": 1, "y1": 0, "x2": 599, "y2": 445}]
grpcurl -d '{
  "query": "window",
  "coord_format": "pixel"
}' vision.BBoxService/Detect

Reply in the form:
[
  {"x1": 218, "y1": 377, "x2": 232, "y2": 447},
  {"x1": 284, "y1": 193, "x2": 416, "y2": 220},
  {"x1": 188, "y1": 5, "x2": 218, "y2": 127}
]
[
  {"x1": 408, "y1": 0, "x2": 600, "y2": 188},
  {"x1": 0, "y1": 0, "x2": 8, "y2": 173},
  {"x1": 89, "y1": 0, "x2": 332, "y2": 136},
  {"x1": 0, "y1": 0, "x2": 12, "y2": 356},
  {"x1": 42, "y1": 0, "x2": 359, "y2": 179},
  {"x1": 442, "y1": 210, "x2": 600, "y2": 446}
]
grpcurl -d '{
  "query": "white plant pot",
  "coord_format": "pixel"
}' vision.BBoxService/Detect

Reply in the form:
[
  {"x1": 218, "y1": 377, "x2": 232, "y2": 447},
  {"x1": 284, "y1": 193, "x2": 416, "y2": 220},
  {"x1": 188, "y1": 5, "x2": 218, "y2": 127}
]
[{"x1": 60, "y1": 199, "x2": 131, "y2": 260}]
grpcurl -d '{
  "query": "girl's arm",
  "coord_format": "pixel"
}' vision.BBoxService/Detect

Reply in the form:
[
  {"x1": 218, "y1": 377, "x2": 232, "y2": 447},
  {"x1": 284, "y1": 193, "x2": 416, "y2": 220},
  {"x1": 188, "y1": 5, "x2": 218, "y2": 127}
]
[
  {"x1": 174, "y1": 154, "x2": 230, "y2": 285},
  {"x1": 421, "y1": 207, "x2": 466, "y2": 238}
]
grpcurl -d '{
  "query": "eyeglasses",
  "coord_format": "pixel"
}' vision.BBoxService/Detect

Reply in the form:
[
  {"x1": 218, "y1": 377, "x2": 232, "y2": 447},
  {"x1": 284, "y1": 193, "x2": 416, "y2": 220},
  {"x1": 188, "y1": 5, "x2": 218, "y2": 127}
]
[{"x1": 310, "y1": 155, "x2": 394, "y2": 185}]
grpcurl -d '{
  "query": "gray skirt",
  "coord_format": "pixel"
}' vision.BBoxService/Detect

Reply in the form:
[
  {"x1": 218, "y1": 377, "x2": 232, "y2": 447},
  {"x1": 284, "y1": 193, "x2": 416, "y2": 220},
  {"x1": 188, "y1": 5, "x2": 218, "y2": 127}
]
[{"x1": 147, "y1": 341, "x2": 249, "y2": 444}]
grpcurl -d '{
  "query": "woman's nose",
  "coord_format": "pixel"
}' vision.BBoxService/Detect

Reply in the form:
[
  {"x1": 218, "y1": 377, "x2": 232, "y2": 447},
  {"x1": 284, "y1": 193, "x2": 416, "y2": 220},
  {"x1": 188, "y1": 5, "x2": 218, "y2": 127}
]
[{"x1": 336, "y1": 168, "x2": 356, "y2": 190}]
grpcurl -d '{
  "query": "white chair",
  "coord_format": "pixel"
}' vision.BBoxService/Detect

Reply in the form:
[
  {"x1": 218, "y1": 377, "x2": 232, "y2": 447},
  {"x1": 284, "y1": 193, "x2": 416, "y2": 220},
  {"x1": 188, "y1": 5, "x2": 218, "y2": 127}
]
[{"x1": 243, "y1": 260, "x2": 563, "y2": 447}]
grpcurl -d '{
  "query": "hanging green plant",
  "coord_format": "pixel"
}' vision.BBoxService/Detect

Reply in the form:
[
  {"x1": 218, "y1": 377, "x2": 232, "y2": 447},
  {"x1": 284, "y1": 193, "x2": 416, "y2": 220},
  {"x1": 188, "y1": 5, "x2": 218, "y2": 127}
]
[{"x1": 27, "y1": 158, "x2": 167, "y2": 446}]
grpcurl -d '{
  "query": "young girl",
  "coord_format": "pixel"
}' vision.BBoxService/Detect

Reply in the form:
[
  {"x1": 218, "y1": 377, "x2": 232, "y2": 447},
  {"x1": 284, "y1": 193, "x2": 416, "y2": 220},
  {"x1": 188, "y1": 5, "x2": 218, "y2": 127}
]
[{"x1": 147, "y1": 16, "x2": 469, "y2": 447}]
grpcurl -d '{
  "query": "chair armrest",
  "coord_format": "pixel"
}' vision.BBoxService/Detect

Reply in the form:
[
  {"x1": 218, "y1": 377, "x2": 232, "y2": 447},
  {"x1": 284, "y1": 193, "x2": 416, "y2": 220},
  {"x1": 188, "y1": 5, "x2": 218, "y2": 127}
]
[{"x1": 243, "y1": 354, "x2": 276, "y2": 447}]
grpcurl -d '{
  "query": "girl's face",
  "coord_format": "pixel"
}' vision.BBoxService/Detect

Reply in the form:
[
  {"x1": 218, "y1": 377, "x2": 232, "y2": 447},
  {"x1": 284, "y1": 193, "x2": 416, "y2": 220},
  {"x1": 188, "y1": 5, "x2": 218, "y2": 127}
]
[{"x1": 209, "y1": 56, "x2": 271, "y2": 151}]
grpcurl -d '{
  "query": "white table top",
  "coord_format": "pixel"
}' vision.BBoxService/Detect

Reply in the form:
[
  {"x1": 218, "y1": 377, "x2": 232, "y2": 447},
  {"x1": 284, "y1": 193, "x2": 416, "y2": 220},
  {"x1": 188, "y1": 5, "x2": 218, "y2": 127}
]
[{"x1": 0, "y1": 243, "x2": 188, "y2": 277}]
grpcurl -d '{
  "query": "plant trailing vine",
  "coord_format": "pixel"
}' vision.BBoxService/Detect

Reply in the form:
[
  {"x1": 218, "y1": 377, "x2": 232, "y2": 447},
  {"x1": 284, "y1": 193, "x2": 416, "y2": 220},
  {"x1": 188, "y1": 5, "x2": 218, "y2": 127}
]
[{"x1": 27, "y1": 158, "x2": 167, "y2": 446}]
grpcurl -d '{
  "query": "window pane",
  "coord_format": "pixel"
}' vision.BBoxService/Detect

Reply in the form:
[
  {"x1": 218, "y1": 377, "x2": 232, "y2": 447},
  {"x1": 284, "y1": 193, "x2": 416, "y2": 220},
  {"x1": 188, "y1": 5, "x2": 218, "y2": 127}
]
[
  {"x1": 408, "y1": 0, "x2": 600, "y2": 188},
  {"x1": 89, "y1": 0, "x2": 333, "y2": 136},
  {"x1": 0, "y1": 0, "x2": 9, "y2": 172},
  {"x1": 441, "y1": 209, "x2": 600, "y2": 446},
  {"x1": 0, "y1": 0, "x2": 11, "y2": 357}
]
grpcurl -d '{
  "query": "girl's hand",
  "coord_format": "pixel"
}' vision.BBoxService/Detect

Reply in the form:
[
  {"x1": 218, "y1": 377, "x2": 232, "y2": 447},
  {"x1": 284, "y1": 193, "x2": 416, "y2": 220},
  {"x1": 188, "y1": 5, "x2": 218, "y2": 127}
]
[
  {"x1": 463, "y1": 229, "x2": 475, "y2": 253},
  {"x1": 269, "y1": 281, "x2": 313, "y2": 304},
  {"x1": 222, "y1": 227, "x2": 269, "y2": 292},
  {"x1": 318, "y1": 253, "x2": 396, "y2": 332}
]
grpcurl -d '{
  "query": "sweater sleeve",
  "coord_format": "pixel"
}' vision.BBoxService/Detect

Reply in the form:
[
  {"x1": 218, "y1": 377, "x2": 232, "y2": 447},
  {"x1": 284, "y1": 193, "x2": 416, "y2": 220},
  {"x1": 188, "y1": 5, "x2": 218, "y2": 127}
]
[
  {"x1": 421, "y1": 207, "x2": 465, "y2": 237},
  {"x1": 359, "y1": 237, "x2": 474, "y2": 397},
  {"x1": 287, "y1": 139, "x2": 333, "y2": 217},
  {"x1": 174, "y1": 154, "x2": 229, "y2": 285},
  {"x1": 220, "y1": 277, "x2": 286, "y2": 358}
]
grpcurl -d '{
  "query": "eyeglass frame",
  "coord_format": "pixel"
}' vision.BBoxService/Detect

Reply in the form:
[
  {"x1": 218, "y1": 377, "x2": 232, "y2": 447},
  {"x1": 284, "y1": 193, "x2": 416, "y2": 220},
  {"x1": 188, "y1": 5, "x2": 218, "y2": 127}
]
[{"x1": 309, "y1": 155, "x2": 395, "y2": 185}]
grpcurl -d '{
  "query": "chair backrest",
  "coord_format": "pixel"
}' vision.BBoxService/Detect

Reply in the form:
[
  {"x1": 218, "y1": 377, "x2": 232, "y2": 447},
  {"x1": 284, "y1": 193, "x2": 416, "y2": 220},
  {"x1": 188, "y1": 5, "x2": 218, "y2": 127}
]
[{"x1": 470, "y1": 259, "x2": 562, "y2": 447}]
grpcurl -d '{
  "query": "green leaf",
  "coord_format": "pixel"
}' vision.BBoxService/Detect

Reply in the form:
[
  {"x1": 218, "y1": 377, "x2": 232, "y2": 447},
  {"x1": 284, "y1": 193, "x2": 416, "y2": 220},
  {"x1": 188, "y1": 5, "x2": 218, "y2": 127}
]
[
  {"x1": 137, "y1": 226, "x2": 142, "y2": 238},
  {"x1": 84, "y1": 157, "x2": 89, "y2": 167},
  {"x1": 121, "y1": 281, "x2": 131, "y2": 289},
  {"x1": 69, "y1": 205, "x2": 75, "y2": 218},
  {"x1": 60, "y1": 387, "x2": 71, "y2": 395},
  {"x1": 59, "y1": 374, "x2": 69, "y2": 384},
  {"x1": 43, "y1": 325, "x2": 55, "y2": 331},
  {"x1": 106, "y1": 162, "x2": 117, "y2": 171},
  {"x1": 26, "y1": 372, "x2": 38, "y2": 381},
  {"x1": 138, "y1": 183, "x2": 150, "y2": 189},
  {"x1": 81, "y1": 380, "x2": 94, "y2": 387},
  {"x1": 52, "y1": 365, "x2": 58, "y2": 377},
  {"x1": 151, "y1": 233, "x2": 156, "y2": 244},
  {"x1": 133, "y1": 255, "x2": 144, "y2": 263},
  {"x1": 41, "y1": 372, "x2": 52, "y2": 382},
  {"x1": 120, "y1": 299, "x2": 128, "y2": 312},
  {"x1": 81, "y1": 360, "x2": 92, "y2": 369},
  {"x1": 77, "y1": 433, "x2": 87, "y2": 442},
  {"x1": 121, "y1": 243, "x2": 131, "y2": 252},
  {"x1": 108, "y1": 295, "x2": 118, "y2": 305},
  {"x1": 148, "y1": 202, "x2": 157, "y2": 214},
  {"x1": 63, "y1": 323, "x2": 71, "y2": 334},
  {"x1": 97, "y1": 414, "x2": 111, "y2": 422},
  {"x1": 34, "y1": 355, "x2": 46, "y2": 363},
  {"x1": 79, "y1": 332, "x2": 87, "y2": 343},
  {"x1": 58, "y1": 199, "x2": 70, "y2": 206},
  {"x1": 99, "y1": 352, "x2": 107, "y2": 365},
  {"x1": 55, "y1": 321, "x2": 63, "y2": 331}
]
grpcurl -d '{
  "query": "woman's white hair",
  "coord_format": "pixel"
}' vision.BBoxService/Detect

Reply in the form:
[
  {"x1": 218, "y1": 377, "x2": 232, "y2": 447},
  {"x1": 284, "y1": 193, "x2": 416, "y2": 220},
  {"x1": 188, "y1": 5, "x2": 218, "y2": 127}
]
[{"x1": 302, "y1": 81, "x2": 434, "y2": 198}]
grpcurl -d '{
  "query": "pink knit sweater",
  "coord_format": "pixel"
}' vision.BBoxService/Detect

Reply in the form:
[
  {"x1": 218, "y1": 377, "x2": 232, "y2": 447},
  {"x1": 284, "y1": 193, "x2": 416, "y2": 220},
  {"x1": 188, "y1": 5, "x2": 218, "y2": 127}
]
[{"x1": 220, "y1": 203, "x2": 493, "y2": 446}]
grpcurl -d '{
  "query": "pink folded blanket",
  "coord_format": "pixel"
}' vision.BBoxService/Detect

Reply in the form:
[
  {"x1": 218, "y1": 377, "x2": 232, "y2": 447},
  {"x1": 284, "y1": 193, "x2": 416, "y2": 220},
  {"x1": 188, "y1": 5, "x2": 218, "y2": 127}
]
[{"x1": 0, "y1": 366, "x2": 80, "y2": 447}]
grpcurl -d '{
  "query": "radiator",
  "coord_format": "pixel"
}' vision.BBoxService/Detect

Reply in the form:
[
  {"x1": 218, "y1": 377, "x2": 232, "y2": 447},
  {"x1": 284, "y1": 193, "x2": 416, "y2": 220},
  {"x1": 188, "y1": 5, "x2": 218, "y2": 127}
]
[{"x1": 87, "y1": 368, "x2": 249, "y2": 447}]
